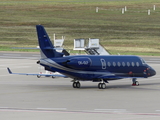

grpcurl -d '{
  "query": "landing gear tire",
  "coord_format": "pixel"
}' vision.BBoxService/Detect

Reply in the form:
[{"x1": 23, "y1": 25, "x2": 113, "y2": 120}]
[
  {"x1": 37, "y1": 75, "x2": 41, "y2": 78},
  {"x1": 73, "y1": 82, "x2": 77, "y2": 88},
  {"x1": 98, "y1": 83, "x2": 101, "y2": 89},
  {"x1": 102, "y1": 83, "x2": 106, "y2": 89},
  {"x1": 76, "y1": 82, "x2": 81, "y2": 88},
  {"x1": 132, "y1": 81, "x2": 139, "y2": 86},
  {"x1": 135, "y1": 81, "x2": 139, "y2": 86},
  {"x1": 98, "y1": 83, "x2": 106, "y2": 89},
  {"x1": 73, "y1": 82, "x2": 81, "y2": 88}
]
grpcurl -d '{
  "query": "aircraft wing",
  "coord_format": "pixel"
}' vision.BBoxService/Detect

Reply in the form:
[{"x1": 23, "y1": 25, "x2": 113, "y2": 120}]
[{"x1": 7, "y1": 68, "x2": 68, "y2": 78}]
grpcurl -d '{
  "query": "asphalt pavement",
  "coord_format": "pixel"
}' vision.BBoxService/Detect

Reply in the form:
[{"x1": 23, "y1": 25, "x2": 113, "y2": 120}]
[{"x1": 0, "y1": 52, "x2": 160, "y2": 120}]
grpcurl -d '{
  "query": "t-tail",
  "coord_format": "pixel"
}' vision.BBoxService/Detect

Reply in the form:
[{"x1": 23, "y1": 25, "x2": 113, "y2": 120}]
[{"x1": 36, "y1": 25, "x2": 63, "y2": 59}]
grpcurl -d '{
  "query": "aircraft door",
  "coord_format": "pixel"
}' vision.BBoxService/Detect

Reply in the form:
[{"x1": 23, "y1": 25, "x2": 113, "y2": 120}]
[{"x1": 100, "y1": 58, "x2": 106, "y2": 69}]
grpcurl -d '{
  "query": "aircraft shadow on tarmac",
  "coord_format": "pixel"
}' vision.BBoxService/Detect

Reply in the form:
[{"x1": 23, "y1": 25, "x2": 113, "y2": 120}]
[
  {"x1": 81, "y1": 85, "x2": 159, "y2": 90},
  {"x1": 25, "y1": 81, "x2": 160, "y2": 91}
]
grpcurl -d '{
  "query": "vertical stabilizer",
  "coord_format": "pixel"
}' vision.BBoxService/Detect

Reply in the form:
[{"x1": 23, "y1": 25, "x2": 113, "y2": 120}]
[{"x1": 36, "y1": 25, "x2": 63, "y2": 59}]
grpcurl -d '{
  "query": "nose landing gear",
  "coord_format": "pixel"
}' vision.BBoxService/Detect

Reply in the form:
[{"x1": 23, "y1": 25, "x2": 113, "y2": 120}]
[{"x1": 132, "y1": 78, "x2": 139, "y2": 86}]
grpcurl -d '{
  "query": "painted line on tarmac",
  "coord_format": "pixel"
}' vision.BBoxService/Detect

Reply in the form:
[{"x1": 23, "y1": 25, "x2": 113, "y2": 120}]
[
  {"x1": 146, "y1": 61, "x2": 160, "y2": 63},
  {"x1": 0, "y1": 56, "x2": 38, "y2": 59},
  {"x1": 149, "y1": 59, "x2": 160, "y2": 60},
  {"x1": 0, "y1": 107, "x2": 160, "y2": 117},
  {"x1": 36, "y1": 108, "x2": 67, "y2": 110},
  {"x1": 94, "y1": 109, "x2": 127, "y2": 113},
  {"x1": 3, "y1": 54, "x2": 21, "y2": 56},
  {"x1": 32, "y1": 55, "x2": 40, "y2": 57},
  {"x1": 0, "y1": 107, "x2": 159, "y2": 116},
  {"x1": 0, "y1": 74, "x2": 12, "y2": 77},
  {"x1": 0, "y1": 66, "x2": 32, "y2": 69}
]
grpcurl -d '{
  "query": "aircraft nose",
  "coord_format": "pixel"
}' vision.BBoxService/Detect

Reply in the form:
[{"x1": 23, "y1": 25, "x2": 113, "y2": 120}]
[{"x1": 148, "y1": 68, "x2": 156, "y2": 77}]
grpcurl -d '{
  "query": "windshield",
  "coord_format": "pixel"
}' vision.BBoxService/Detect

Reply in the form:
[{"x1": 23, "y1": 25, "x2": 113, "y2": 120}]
[{"x1": 141, "y1": 58, "x2": 146, "y2": 64}]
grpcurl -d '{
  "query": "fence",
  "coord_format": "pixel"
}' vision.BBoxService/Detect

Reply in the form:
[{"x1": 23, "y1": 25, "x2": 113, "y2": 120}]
[{"x1": 96, "y1": 5, "x2": 159, "y2": 15}]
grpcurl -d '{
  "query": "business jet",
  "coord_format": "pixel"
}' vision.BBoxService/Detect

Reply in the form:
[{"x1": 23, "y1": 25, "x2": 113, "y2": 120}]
[{"x1": 7, "y1": 25, "x2": 156, "y2": 89}]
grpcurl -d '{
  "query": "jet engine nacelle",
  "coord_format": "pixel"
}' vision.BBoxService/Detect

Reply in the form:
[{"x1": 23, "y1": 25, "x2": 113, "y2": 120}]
[{"x1": 66, "y1": 57, "x2": 91, "y2": 69}]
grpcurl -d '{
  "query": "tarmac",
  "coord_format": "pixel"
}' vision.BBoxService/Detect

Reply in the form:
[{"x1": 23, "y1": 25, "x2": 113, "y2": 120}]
[{"x1": 0, "y1": 53, "x2": 160, "y2": 120}]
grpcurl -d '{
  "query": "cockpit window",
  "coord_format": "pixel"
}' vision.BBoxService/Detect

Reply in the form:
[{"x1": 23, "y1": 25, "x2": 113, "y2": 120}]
[{"x1": 141, "y1": 58, "x2": 146, "y2": 64}]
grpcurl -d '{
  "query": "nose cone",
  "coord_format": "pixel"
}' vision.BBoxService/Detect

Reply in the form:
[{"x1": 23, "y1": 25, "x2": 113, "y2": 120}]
[
  {"x1": 148, "y1": 67, "x2": 156, "y2": 77},
  {"x1": 150, "y1": 68, "x2": 156, "y2": 76}
]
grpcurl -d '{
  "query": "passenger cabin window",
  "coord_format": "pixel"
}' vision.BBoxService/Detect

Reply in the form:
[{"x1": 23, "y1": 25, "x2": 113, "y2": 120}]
[
  {"x1": 132, "y1": 62, "x2": 135, "y2": 67},
  {"x1": 113, "y1": 62, "x2": 116, "y2": 67},
  {"x1": 117, "y1": 62, "x2": 121, "y2": 67},
  {"x1": 127, "y1": 62, "x2": 130, "y2": 67},
  {"x1": 136, "y1": 62, "x2": 139, "y2": 67},
  {"x1": 107, "y1": 62, "x2": 111, "y2": 67},
  {"x1": 122, "y1": 62, "x2": 125, "y2": 67}
]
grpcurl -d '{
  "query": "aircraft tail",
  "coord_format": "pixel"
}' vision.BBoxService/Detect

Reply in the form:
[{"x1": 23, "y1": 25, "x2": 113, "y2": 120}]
[{"x1": 36, "y1": 25, "x2": 63, "y2": 59}]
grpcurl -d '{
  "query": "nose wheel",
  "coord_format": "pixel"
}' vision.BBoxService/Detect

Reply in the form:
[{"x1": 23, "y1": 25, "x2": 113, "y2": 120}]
[
  {"x1": 132, "y1": 81, "x2": 139, "y2": 86},
  {"x1": 132, "y1": 78, "x2": 139, "y2": 86}
]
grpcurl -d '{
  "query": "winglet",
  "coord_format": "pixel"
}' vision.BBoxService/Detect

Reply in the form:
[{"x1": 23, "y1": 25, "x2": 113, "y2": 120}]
[{"x1": 7, "y1": 67, "x2": 12, "y2": 74}]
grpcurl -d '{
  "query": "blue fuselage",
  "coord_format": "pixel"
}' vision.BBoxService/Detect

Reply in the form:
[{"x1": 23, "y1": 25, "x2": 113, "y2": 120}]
[{"x1": 39, "y1": 55, "x2": 156, "y2": 81}]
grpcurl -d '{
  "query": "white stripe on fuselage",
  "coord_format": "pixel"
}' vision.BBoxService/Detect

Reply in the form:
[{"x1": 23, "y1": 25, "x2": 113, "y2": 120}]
[{"x1": 40, "y1": 58, "x2": 114, "y2": 76}]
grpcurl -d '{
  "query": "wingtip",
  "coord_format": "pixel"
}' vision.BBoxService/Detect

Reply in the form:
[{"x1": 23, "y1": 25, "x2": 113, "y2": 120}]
[{"x1": 7, "y1": 67, "x2": 12, "y2": 74}]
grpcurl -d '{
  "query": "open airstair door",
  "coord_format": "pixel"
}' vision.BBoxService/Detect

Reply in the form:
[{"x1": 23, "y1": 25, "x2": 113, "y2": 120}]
[{"x1": 85, "y1": 38, "x2": 110, "y2": 55}]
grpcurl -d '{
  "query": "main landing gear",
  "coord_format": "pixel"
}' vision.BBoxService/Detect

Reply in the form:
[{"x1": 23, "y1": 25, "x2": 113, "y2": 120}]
[
  {"x1": 98, "y1": 83, "x2": 106, "y2": 89},
  {"x1": 98, "y1": 79, "x2": 108, "y2": 89},
  {"x1": 72, "y1": 81, "x2": 81, "y2": 88},
  {"x1": 72, "y1": 80, "x2": 107, "y2": 89},
  {"x1": 132, "y1": 78, "x2": 139, "y2": 86}
]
